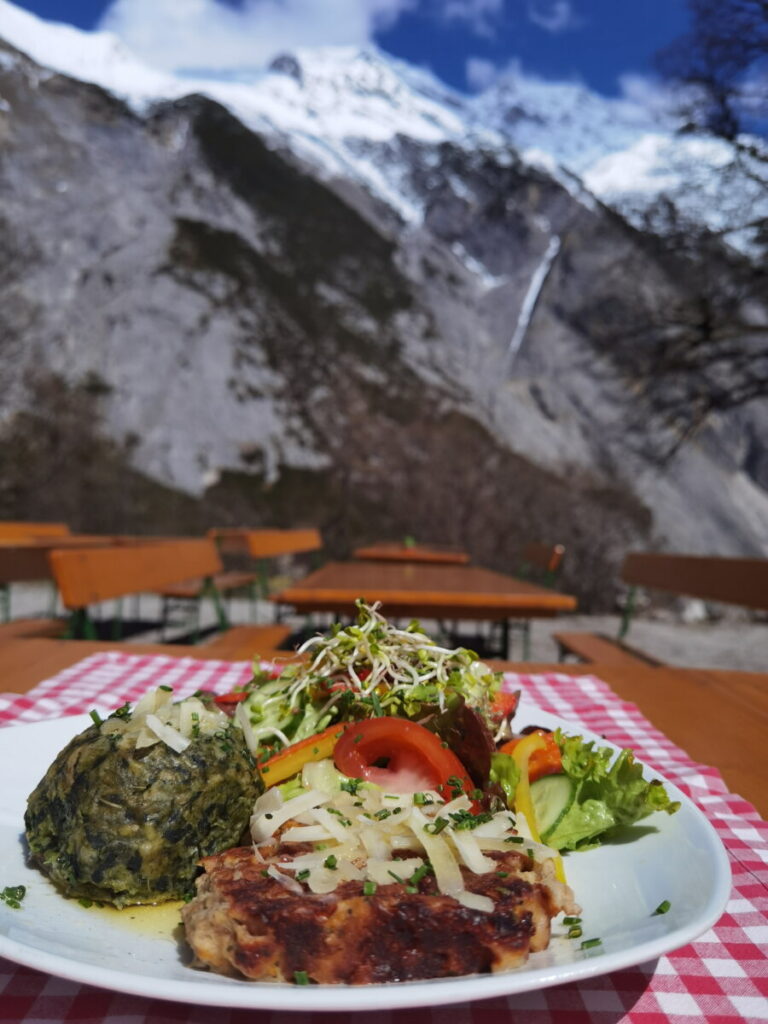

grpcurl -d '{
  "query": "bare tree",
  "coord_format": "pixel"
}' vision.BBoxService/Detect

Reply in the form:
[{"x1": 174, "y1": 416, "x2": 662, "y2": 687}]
[{"x1": 656, "y1": 0, "x2": 768, "y2": 142}]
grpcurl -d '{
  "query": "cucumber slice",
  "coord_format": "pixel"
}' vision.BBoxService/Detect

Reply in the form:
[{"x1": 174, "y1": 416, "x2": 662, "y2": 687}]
[{"x1": 530, "y1": 775, "x2": 576, "y2": 839}]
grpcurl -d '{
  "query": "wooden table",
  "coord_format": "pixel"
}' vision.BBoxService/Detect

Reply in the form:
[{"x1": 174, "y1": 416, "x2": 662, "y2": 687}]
[
  {"x1": 353, "y1": 542, "x2": 470, "y2": 564},
  {"x1": 1, "y1": 637, "x2": 765, "y2": 818},
  {"x1": 272, "y1": 560, "x2": 576, "y2": 658},
  {"x1": 272, "y1": 560, "x2": 576, "y2": 619}
]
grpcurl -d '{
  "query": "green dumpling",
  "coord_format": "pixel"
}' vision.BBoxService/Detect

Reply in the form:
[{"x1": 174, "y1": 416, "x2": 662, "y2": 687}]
[{"x1": 25, "y1": 691, "x2": 262, "y2": 907}]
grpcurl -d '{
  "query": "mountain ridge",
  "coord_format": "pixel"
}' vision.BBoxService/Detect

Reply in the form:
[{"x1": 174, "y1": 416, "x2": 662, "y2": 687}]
[
  {"x1": 0, "y1": 4, "x2": 766, "y2": 593},
  {"x1": 2, "y1": 0, "x2": 765, "y2": 257}
]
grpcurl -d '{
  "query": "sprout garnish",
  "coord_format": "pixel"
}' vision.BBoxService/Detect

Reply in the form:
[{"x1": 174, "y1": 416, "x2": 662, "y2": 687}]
[{"x1": 241, "y1": 600, "x2": 500, "y2": 754}]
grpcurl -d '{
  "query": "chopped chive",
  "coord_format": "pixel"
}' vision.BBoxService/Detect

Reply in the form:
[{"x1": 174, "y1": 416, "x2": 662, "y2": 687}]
[
  {"x1": 580, "y1": 938, "x2": 602, "y2": 950},
  {"x1": 294, "y1": 970, "x2": 310, "y2": 985},
  {"x1": 363, "y1": 880, "x2": 377, "y2": 896},
  {"x1": 505, "y1": 836, "x2": 525, "y2": 844},
  {"x1": 563, "y1": 916, "x2": 582, "y2": 925},
  {"x1": 408, "y1": 864, "x2": 432, "y2": 886},
  {"x1": 1, "y1": 885, "x2": 26, "y2": 909},
  {"x1": 327, "y1": 808, "x2": 352, "y2": 826},
  {"x1": 89, "y1": 709, "x2": 103, "y2": 726},
  {"x1": 568, "y1": 925, "x2": 583, "y2": 939},
  {"x1": 323, "y1": 855, "x2": 338, "y2": 870},
  {"x1": 653, "y1": 900, "x2": 671, "y2": 915},
  {"x1": 296, "y1": 870, "x2": 310, "y2": 881}
]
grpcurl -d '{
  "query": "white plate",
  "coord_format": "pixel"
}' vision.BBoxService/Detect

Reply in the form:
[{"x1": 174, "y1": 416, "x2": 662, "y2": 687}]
[{"x1": 0, "y1": 703, "x2": 731, "y2": 1012}]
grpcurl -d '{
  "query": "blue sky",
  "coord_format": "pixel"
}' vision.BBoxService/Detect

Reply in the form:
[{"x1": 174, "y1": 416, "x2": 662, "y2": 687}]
[{"x1": 11, "y1": 0, "x2": 691, "y2": 97}]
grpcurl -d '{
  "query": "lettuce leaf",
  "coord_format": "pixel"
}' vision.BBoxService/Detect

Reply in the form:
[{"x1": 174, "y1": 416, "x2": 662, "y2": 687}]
[{"x1": 544, "y1": 730, "x2": 680, "y2": 851}]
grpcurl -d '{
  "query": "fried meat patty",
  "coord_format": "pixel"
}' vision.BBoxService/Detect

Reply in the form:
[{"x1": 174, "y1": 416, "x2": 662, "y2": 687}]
[{"x1": 182, "y1": 845, "x2": 571, "y2": 984}]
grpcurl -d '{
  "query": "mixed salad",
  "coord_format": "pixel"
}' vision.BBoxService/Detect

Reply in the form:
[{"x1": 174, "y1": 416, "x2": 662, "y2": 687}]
[{"x1": 218, "y1": 601, "x2": 679, "y2": 866}]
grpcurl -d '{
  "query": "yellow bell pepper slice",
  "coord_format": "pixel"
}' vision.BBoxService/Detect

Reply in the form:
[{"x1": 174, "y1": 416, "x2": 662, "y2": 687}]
[
  {"x1": 509, "y1": 731, "x2": 566, "y2": 883},
  {"x1": 258, "y1": 723, "x2": 347, "y2": 787}
]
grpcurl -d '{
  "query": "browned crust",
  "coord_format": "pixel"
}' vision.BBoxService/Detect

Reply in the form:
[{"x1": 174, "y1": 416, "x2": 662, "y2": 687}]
[{"x1": 182, "y1": 846, "x2": 565, "y2": 984}]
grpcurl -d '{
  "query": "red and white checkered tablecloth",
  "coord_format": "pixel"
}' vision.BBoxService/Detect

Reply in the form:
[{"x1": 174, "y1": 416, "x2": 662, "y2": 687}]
[{"x1": 1, "y1": 652, "x2": 766, "y2": 1024}]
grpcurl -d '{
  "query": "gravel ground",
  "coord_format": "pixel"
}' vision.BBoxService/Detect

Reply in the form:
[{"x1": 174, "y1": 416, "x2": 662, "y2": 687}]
[{"x1": 9, "y1": 583, "x2": 767, "y2": 672}]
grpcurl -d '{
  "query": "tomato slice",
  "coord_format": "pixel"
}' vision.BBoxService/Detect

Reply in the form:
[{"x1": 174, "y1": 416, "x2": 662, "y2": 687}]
[
  {"x1": 333, "y1": 717, "x2": 475, "y2": 801},
  {"x1": 491, "y1": 689, "x2": 520, "y2": 720},
  {"x1": 213, "y1": 691, "x2": 249, "y2": 707}
]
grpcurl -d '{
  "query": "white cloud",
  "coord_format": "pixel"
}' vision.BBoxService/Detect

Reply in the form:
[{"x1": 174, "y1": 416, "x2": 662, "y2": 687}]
[
  {"x1": 618, "y1": 72, "x2": 681, "y2": 117},
  {"x1": 97, "y1": 0, "x2": 414, "y2": 73},
  {"x1": 527, "y1": 0, "x2": 581, "y2": 33},
  {"x1": 441, "y1": 0, "x2": 504, "y2": 38},
  {"x1": 465, "y1": 56, "x2": 500, "y2": 91}
]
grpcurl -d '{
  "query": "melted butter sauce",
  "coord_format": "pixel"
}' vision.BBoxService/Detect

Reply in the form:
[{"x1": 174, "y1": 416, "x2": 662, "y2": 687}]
[{"x1": 91, "y1": 899, "x2": 185, "y2": 939}]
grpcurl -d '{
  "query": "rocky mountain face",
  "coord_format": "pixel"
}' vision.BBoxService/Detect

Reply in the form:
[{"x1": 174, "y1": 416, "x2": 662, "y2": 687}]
[{"x1": 0, "y1": 28, "x2": 766, "y2": 607}]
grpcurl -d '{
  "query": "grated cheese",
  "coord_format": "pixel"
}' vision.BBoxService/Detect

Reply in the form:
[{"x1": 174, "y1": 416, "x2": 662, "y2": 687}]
[
  {"x1": 99, "y1": 688, "x2": 231, "y2": 752},
  {"x1": 248, "y1": 759, "x2": 562, "y2": 912}
]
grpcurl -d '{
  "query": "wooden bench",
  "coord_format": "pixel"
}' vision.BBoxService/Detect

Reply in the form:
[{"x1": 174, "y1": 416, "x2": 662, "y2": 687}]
[
  {"x1": 0, "y1": 617, "x2": 67, "y2": 642},
  {"x1": 47, "y1": 539, "x2": 296, "y2": 653},
  {"x1": 0, "y1": 521, "x2": 71, "y2": 540},
  {"x1": 554, "y1": 552, "x2": 768, "y2": 665},
  {"x1": 201, "y1": 624, "x2": 294, "y2": 661},
  {"x1": 157, "y1": 570, "x2": 261, "y2": 631},
  {"x1": 553, "y1": 631, "x2": 662, "y2": 667}
]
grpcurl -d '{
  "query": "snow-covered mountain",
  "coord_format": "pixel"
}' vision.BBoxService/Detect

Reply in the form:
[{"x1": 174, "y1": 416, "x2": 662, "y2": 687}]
[
  {"x1": 0, "y1": 0, "x2": 766, "y2": 587},
  {"x1": 1, "y1": 0, "x2": 765, "y2": 255}
]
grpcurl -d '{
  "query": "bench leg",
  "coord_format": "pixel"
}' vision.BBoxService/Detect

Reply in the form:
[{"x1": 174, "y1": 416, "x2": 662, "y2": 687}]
[
  {"x1": 66, "y1": 608, "x2": 98, "y2": 640},
  {"x1": 203, "y1": 578, "x2": 231, "y2": 632},
  {"x1": 618, "y1": 585, "x2": 637, "y2": 640},
  {"x1": 501, "y1": 619, "x2": 511, "y2": 660},
  {"x1": 521, "y1": 621, "x2": 531, "y2": 661},
  {"x1": 111, "y1": 598, "x2": 124, "y2": 641}
]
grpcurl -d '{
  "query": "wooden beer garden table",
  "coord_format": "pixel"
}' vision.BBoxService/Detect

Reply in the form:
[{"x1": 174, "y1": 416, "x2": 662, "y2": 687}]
[
  {"x1": 271, "y1": 560, "x2": 577, "y2": 657},
  {"x1": 353, "y1": 541, "x2": 470, "y2": 564}
]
